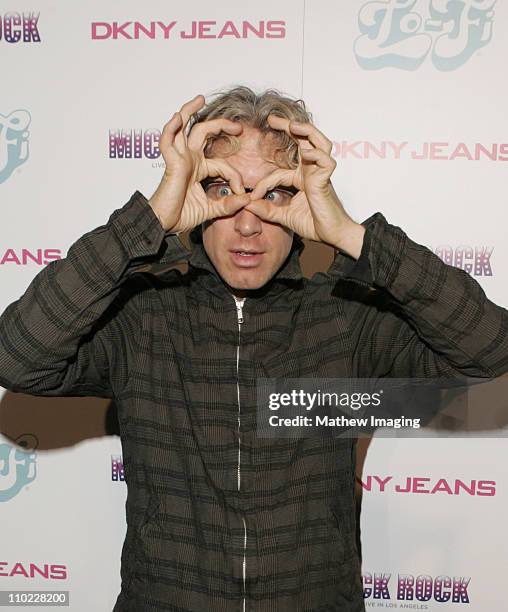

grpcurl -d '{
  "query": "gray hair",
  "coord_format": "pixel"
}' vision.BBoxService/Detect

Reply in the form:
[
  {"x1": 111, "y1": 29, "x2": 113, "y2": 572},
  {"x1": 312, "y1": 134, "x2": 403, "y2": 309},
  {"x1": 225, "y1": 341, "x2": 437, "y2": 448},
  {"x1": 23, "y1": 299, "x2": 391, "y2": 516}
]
[{"x1": 187, "y1": 85, "x2": 312, "y2": 168}]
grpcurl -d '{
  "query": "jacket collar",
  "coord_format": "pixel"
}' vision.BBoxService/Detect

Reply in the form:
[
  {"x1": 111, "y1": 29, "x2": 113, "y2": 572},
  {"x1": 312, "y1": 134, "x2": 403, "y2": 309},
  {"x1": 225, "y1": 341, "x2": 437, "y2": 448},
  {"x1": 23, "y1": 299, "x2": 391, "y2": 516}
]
[
  {"x1": 186, "y1": 227, "x2": 305, "y2": 282},
  {"x1": 157, "y1": 226, "x2": 305, "y2": 301}
]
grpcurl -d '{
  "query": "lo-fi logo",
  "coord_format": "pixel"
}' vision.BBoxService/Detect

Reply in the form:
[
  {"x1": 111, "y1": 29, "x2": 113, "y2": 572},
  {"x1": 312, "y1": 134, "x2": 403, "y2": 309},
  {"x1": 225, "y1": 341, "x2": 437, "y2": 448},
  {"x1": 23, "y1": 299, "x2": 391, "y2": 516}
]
[
  {"x1": 354, "y1": 0, "x2": 496, "y2": 71},
  {"x1": 0, "y1": 434, "x2": 37, "y2": 502},
  {"x1": 0, "y1": 109, "x2": 31, "y2": 184}
]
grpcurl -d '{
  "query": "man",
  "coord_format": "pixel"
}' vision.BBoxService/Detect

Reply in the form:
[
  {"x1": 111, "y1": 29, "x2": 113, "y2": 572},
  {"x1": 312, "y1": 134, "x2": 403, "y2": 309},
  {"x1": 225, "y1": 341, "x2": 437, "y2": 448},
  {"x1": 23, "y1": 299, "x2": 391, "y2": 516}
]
[{"x1": 0, "y1": 86, "x2": 507, "y2": 612}]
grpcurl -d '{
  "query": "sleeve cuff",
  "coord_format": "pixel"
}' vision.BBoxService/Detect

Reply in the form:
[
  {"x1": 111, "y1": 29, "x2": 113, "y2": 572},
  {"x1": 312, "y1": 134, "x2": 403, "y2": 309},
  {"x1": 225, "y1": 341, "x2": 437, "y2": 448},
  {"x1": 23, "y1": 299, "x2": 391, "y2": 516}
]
[
  {"x1": 108, "y1": 191, "x2": 190, "y2": 271},
  {"x1": 327, "y1": 212, "x2": 407, "y2": 288},
  {"x1": 109, "y1": 191, "x2": 167, "y2": 259}
]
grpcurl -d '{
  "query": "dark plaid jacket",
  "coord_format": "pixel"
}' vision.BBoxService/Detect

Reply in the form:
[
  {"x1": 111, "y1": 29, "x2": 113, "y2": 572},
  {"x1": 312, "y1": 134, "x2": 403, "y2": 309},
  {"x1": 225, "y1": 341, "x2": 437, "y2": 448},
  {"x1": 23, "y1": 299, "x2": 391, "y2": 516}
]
[{"x1": 1, "y1": 191, "x2": 507, "y2": 612}]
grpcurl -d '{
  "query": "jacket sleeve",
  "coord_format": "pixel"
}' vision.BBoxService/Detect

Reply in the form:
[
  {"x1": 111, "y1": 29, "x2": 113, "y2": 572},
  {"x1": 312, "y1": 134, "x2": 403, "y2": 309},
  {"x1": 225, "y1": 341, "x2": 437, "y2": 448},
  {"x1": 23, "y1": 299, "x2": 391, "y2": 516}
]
[
  {"x1": 0, "y1": 191, "x2": 188, "y2": 398},
  {"x1": 329, "y1": 213, "x2": 508, "y2": 379}
]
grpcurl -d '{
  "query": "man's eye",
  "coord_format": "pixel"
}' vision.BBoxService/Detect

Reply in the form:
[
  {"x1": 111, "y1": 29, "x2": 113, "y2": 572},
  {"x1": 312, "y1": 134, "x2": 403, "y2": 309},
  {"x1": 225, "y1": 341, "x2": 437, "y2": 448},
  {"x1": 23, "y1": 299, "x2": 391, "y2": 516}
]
[
  {"x1": 204, "y1": 182, "x2": 233, "y2": 199},
  {"x1": 218, "y1": 185, "x2": 233, "y2": 197},
  {"x1": 263, "y1": 189, "x2": 292, "y2": 204}
]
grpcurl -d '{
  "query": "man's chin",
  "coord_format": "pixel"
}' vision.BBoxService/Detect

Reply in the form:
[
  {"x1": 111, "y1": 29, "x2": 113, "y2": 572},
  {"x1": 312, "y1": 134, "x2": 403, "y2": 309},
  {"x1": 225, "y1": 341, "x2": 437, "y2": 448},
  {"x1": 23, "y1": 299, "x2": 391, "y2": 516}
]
[{"x1": 222, "y1": 271, "x2": 272, "y2": 293}]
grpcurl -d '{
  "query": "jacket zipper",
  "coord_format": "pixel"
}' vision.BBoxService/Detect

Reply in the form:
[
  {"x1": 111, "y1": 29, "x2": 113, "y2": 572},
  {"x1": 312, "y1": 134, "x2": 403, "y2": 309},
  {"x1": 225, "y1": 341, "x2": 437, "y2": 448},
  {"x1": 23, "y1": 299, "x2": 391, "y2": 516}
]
[{"x1": 235, "y1": 297, "x2": 247, "y2": 612}]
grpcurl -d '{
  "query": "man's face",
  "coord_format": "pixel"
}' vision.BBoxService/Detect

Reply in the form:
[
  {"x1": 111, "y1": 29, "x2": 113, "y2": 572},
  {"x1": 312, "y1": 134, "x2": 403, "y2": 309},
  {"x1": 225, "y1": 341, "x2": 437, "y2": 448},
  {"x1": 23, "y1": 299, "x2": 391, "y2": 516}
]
[{"x1": 202, "y1": 125, "x2": 294, "y2": 295}]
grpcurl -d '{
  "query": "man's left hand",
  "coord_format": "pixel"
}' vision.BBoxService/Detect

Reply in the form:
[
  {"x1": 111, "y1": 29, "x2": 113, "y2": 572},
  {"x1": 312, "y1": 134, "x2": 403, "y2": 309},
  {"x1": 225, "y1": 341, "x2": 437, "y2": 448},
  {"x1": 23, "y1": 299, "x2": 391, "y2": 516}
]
[{"x1": 244, "y1": 115, "x2": 365, "y2": 259}]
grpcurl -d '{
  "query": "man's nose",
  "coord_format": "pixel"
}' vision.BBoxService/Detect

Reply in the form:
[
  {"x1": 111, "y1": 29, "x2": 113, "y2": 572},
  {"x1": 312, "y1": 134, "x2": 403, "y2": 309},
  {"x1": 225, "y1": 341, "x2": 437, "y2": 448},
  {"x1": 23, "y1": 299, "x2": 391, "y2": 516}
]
[{"x1": 234, "y1": 206, "x2": 262, "y2": 237}]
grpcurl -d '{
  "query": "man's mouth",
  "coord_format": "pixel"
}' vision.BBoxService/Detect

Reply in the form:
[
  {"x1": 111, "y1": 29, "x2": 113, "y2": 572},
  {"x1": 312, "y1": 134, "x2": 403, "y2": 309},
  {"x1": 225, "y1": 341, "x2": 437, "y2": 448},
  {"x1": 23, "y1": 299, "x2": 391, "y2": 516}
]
[
  {"x1": 229, "y1": 249, "x2": 265, "y2": 267},
  {"x1": 231, "y1": 250, "x2": 263, "y2": 255}
]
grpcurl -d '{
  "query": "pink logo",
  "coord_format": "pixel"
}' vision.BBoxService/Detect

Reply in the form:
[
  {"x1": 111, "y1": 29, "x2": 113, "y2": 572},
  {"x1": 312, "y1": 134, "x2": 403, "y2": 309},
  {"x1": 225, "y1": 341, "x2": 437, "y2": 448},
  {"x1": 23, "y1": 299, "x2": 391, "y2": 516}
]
[
  {"x1": 358, "y1": 475, "x2": 496, "y2": 496},
  {"x1": 111, "y1": 455, "x2": 124, "y2": 481},
  {"x1": 0, "y1": 12, "x2": 40, "y2": 43},
  {"x1": 435, "y1": 245, "x2": 493, "y2": 276},
  {"x1": 0, "y1": 562, "x2": 67, "y2": 580},
  {"x1": 92, "y1": 20, "x2": 285, "y2": 40},
  {"x1": 109, "y1": 129, "x2": 160, "y2": 159},
  {"x1": 363, "y1": 572, "x2": 471, "y2": 603},
  {"x1": 332, "y1": 140, "x2": 508, "y2": 161},
  {"x1": 0, "y1": 249, "x2": 61, "y2": 266}
]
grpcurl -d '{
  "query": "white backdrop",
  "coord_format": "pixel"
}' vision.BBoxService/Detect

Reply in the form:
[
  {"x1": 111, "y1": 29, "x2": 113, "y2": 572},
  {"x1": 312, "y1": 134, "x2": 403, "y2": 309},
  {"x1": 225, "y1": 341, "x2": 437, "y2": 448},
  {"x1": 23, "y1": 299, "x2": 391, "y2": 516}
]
[{"x1": 1, "y1": 1, "x2": 507, "y2": 610}]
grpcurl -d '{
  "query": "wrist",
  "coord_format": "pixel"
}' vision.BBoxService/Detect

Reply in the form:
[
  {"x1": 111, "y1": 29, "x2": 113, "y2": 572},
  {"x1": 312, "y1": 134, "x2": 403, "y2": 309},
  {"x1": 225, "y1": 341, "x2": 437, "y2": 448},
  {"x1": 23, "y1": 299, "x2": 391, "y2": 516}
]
[
  {"x1": 148, "y1": 193, "x2": 176, "y2": 232},
  {"x1": 330, "y1": 221, "x2": 365, "y2": 260}
]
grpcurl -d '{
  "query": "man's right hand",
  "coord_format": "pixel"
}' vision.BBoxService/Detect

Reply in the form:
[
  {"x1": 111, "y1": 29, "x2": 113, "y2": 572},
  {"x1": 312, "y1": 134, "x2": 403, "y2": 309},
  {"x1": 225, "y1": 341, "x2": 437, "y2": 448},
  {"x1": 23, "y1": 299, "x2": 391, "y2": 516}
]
[{"x1": 148, "y1": 95, "x2": 249, "y2": 233}]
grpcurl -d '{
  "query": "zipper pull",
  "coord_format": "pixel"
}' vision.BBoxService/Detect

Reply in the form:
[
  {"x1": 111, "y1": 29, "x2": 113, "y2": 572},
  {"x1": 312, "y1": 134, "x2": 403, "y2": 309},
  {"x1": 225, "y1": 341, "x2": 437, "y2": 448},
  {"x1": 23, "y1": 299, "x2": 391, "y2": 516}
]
[
  {"x1": 236, "y1": 302, "x2": 244, "y2": 324},
  {"x1": 234, "y1": 297, "x2": 245, "y2": 325}
]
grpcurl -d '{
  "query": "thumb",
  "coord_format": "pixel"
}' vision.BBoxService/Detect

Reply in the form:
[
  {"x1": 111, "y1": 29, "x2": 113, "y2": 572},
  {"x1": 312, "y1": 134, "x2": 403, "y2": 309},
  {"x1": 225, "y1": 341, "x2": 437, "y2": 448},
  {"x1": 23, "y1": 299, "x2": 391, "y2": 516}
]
[
  {"x1": 209, "y1": 193, "x2": 251, "y2": 220},
  {"x1": 244, "y1": 199, "x2": 283, "y2": 224}
]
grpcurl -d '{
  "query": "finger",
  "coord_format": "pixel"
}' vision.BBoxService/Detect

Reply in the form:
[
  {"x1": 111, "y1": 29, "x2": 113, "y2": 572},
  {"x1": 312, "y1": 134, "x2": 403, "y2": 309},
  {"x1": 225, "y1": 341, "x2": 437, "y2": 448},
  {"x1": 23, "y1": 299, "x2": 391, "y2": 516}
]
[
  {"x1": 266, "y1": 115, "x2": 313, "y2": 151},
  {"x1": 159, "y1": 112, "x2": 183, "y2": 151},
  {"x1": 286, "y1": 121, "x2": 333, "y2": 155},
  {"x1": 175, "y1": 94, "x2": 205, "y2": 149},
  {"x1": 209, "y1": 193, "x2": 251, "y2": 220},
  {"x1": 187, "y1": 118, "x2": 243, "y2": 152},
  {"x1": 249, "y1": 168, "x2": 295, "y2": 201},
  {"x1": 244, "y1": 199, "x2": 285, "y2": 225},
  {"x1": 300, "y1": 148, "x2": 337, "y2": 172},
  {"x1": 268, "y1": 115, "x2": 332, "y2": 154},
  {"x1": 205, "y1": 158, "x2": 245, "y2": 194}
]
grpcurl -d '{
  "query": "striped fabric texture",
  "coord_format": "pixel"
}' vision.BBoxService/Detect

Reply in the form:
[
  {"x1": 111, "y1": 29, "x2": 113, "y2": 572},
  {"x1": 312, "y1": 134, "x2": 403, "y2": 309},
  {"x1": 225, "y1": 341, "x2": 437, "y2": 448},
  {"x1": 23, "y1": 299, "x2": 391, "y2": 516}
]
[{"x1": 1, "y1": 191, "x2": 507, "y2": 612}]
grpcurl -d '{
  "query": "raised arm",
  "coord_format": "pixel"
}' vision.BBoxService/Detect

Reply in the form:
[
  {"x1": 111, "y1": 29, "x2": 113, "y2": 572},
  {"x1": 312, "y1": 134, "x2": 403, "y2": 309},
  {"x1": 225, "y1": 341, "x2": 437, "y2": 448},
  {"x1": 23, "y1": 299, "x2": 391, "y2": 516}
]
[
  {"x1": 239, "y1": 115, "x2": 508, "y2": 379},
  {"x1": 0, "y1": 193, "x2": 187, "y2": 397},
  {"x1": 0, "y1": 94, "x2": 254, "y2": 398},
  {"x1": 335, "y1": 212, "x2": 508, "y2": 379}
]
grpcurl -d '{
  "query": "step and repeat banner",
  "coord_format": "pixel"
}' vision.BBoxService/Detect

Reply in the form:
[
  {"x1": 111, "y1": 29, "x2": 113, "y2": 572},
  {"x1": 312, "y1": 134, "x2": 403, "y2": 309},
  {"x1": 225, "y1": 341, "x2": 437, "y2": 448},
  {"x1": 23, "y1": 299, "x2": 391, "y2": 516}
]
[{"x1": 1, "y1": 1, "x2": 507, "y2": 610}]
